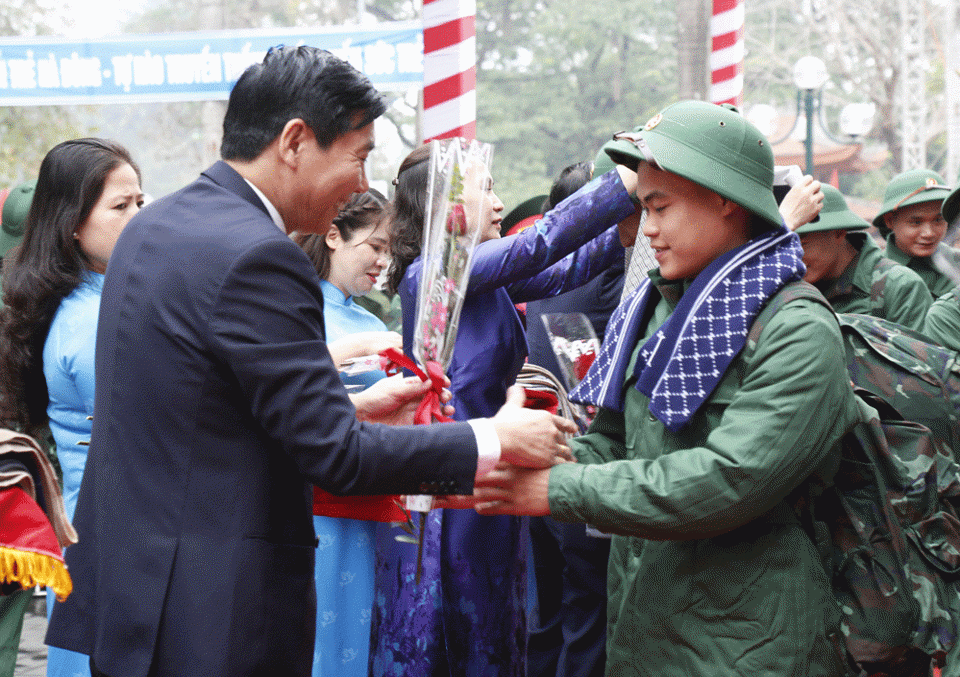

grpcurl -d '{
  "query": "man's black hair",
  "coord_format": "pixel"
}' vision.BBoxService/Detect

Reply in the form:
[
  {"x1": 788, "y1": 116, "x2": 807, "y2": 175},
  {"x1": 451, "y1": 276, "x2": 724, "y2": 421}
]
[{"x1": 221, "y1": 45, "x2": 387, "y2": 161}]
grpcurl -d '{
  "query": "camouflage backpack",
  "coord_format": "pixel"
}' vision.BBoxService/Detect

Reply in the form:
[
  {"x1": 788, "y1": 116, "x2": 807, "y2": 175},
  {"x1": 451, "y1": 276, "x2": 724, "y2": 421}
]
[
  {"x1": 839, "y1": 311, "x2": 960, "y2": 460},
  {"x1": 750, "y1": 281, "x2": 960, "y2": 674}
]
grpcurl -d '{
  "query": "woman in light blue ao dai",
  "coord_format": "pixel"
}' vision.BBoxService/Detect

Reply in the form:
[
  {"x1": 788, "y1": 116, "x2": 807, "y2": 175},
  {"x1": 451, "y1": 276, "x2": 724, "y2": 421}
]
[
  {"x1": 295, "y1": 188, "x2": 401, "y2": 677},
  {"x1": 0, "y1": 139, "x2": 144, "y2": 677}
]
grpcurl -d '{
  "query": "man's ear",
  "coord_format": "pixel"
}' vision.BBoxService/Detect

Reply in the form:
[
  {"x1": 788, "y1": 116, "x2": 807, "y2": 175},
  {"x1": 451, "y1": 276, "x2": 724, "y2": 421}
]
[
  {"x1": 717, "y1": 195, "x2": 746, "y2": 219},
  {"x1": 276, "y1": 118, "x2": 312, "y2": 168},
  {"x1": 882, "y1": 212, "x2": 896, "y2": 232}
]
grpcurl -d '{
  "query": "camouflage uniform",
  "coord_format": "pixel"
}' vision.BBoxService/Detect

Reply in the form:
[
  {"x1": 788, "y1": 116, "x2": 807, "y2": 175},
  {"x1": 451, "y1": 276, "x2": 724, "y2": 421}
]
[
  {"x1": 924, "y1": 288, "x2": 960, "y2": 352},
  {"x1": 815, "y1": 233, "x2": 931, "y2": 330},
  {"x1": 884, "y1": 237, "x2": 957, "y2": 299},
  {"x1": 549, "y1": 272, "x2": 859, "y2": 676}
]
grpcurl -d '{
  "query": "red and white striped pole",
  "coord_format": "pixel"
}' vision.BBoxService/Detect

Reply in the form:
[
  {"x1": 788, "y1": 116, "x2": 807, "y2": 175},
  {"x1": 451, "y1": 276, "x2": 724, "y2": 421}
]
[
  {"x1": 709, "y1": 0, "x2": 744, "y2": 107},
  {"x1": 422, "y1": 0, "x2": 476, "y2": 141}
]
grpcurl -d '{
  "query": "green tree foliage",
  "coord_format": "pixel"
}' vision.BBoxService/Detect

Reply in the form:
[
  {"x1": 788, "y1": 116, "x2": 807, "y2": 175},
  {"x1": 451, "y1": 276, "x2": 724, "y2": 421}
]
[
  {"x1": 743, "y1": 0, "x2": 949, "y2": 196},
  {"x1": 0, "y1": 1, "x2": 86, "y2": 186},
  {"x1": 475, "y1": 0, "x2": 675, "y2": 210}
]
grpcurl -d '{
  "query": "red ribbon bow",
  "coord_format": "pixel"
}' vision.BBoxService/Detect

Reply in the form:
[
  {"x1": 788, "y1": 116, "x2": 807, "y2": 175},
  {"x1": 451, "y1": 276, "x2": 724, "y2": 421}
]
[{"x1": 379, "y1": 348, "x2": 453, "y2": 425}]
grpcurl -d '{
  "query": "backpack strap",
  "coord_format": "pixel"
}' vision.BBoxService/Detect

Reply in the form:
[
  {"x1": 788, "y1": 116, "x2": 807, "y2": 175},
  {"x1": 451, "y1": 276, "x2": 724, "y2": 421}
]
[
  {"x1": 743, "y1": 280, "x2": 838, "y2": 547},
  {"x1": 746, "y1": 280, "x2": 833, "y2": 350}
]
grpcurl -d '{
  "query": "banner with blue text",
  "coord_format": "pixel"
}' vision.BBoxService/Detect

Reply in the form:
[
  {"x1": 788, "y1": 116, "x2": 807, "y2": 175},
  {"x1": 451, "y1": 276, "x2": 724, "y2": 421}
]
[{"x1": 0, "y1": 24, "x2": 423, "y2": 106}]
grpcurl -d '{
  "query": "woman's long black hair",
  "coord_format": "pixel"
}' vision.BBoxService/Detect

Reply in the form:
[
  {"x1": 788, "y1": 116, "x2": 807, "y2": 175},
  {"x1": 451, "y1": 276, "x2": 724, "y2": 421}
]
[
  {"x1": 386, "y1": 144, "x2": 432, "y2": 295},
  {"x1": 0, "y1": 138, "x2": 139, "y2": 433}
]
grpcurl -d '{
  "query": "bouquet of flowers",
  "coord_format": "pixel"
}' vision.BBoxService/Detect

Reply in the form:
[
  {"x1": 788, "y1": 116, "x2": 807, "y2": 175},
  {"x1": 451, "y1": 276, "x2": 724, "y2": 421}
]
[
  {"x1": 540, "y1": 312, "x2": 600, "y2": 432},
  {"x1": 393, "y1": 137, "x2": 494, "y2": 582},
  {"x1": 412, "y1": 137, "x2": 492, "y2": 372}
]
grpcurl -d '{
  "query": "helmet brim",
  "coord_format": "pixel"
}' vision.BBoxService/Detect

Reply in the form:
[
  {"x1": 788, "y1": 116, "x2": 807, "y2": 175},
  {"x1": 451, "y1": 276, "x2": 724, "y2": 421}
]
[{"x1": 607, "y1": 121, "x2": 783, "y2": 231}]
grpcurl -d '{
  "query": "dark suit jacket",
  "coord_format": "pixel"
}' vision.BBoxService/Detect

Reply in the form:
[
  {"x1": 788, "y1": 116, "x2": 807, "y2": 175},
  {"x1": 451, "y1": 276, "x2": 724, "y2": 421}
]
[{"x1": 46, "y1": 162, "x2": 479, "y2": 677}]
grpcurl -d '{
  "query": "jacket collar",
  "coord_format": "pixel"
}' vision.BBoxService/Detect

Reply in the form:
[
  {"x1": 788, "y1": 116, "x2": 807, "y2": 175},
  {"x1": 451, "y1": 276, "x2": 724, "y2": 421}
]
[
  {"x1": 200, "y1": 161, "x2": 272, "y2": 220},
  {"x1": 648, "y1": 270, "x2": 689, "y2": 308},
  {"x1": 884, "y1": 235, "x2": 912, "y2": 265},
  {"x1": 817, "y1": 231, "x2": 873, "y2": 299}
]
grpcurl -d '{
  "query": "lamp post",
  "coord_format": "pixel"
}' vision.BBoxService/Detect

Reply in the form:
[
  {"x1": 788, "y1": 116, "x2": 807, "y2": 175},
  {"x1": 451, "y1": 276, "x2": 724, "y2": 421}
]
[
  {"x1": 751, "y1": 58, "x2": 876, "y2": 182},
  {"x1": 793, "y1": 56, "x2": 829, "y2": 174}
]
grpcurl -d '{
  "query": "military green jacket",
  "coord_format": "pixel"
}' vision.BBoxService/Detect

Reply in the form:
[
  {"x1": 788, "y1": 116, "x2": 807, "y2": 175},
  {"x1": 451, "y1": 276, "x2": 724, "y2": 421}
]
[
  {"x1": 884, "y1": 237, "x2": 957, "y2": 299},
  {"x1": 924, "y1": 289, "x2": 960, "y2": 352},
  {"x1": 549, "y1": 275, "x2": 859, "y2": 676},
  {"x1": 815, "y1": 233, "x2": 931, "y2": 330}
]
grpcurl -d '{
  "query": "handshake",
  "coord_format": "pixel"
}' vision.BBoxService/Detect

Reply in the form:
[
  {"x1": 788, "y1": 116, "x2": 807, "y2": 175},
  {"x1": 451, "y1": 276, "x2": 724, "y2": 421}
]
[{"x1": 353, "y1": 376, "x2": 576, "y2": 515}]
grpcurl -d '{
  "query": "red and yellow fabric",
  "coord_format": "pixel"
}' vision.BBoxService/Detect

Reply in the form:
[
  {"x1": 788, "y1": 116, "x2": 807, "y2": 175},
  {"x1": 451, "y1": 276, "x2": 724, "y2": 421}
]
[
  {"x1": 0, "y1": 429, "x2": 77, "y2": 601},
  {"x1": 0, "y1": 486, "x2": 71, "y2": 600}
]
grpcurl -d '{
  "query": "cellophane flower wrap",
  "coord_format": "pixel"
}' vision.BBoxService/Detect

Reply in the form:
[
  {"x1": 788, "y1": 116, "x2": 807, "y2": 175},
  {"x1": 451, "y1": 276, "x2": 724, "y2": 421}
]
[
  {"x1": 399, "y1": 139, "x2": 493, "y2": 579},
  {"x1": 412, "y1": 137, "x2": 492, "y2": 373}
]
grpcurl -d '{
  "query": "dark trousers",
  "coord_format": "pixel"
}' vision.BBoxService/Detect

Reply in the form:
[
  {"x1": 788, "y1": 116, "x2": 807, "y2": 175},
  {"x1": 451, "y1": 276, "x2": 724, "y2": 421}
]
[{"x1": 527, "y1": 516, "x2": 610, "y2": 677}]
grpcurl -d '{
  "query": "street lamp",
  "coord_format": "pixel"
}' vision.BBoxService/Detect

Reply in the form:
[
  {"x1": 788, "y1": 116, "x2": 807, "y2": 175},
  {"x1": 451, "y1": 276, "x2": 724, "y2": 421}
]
[
  {"x1": 793, "y1": 56, "x2": 829, "y2": 174},
  {"x1": 751, "y1": 58, "x2": 876, "y2": 180},
  {"x1": 838, "y1": 103, "x2": 876, "y2": 139}
]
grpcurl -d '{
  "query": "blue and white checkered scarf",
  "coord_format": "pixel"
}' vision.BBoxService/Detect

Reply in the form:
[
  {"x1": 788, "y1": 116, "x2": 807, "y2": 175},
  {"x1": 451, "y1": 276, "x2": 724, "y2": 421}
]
[{"x1": 568, "y1": 226, "x2": 805, "y2": 432}]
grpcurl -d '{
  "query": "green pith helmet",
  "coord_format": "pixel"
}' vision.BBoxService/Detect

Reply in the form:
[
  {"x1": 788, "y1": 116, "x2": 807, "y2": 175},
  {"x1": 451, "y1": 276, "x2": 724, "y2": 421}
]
[
  {"x1": 604, "y1": 100, "x2": 783, "y2": 230},
  {"x1": 872, "y1": 169, "x2": 951, "y2": 234},
  {"x1": 593, "y1": 132, "x2": 639, "y2": 178},
  {"x1": 0, "y1": 180, "x2": 36, "y2": 258},
  {"x1": 795, "y1": 185, "x2": 869, "y2": 235}
]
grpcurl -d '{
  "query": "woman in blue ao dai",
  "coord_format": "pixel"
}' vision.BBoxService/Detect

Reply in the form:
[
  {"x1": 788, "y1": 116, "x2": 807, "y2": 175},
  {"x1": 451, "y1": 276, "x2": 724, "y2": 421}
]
[
  {"x1": 0, "y1": 139, "x2": 144, "y2": 677},
  {"x1": 369, "y1": 143, "x2": 639, "y2": 677},
  {"x1": 295, "y1": 189, "x2": 403, "y2": 677}
]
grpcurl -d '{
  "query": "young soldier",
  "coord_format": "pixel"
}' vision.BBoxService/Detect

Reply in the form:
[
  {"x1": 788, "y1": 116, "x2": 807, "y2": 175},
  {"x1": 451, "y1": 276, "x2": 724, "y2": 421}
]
[
  {"x1": 922, "y1": 180, "x2": 960, "y2": 350},
  {"x1": 874, "y1": 169, "x2": 954, "y2": 297},
  {"x1": 467, "y1": 101, "x2": 860, "y2": 676},
  {"x1": 795, "y1": 184, "x2": 931, "y2": 329}
]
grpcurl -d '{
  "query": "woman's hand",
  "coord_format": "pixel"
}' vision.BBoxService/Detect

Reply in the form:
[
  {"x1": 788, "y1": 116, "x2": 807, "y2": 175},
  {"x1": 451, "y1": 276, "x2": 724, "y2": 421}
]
[
  {"x1": 779, "y1": 175, "x2": 824, "y2": 232},
  {"x1": 351, "y1": 373, "x2": 455, "y2": 425},
  {"x1": 328, "y1": 331, "x2": 402, "y2": 366}
]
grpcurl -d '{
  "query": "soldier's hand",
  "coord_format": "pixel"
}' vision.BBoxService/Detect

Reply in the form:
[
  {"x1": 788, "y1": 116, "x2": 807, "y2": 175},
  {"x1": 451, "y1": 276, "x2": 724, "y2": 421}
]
[
  {"x1": 492, "y1": 385, "x2": 577, "y2": 468},
  {"x1": 472, "y1": 464, "x2": 552, "y2": 516}
]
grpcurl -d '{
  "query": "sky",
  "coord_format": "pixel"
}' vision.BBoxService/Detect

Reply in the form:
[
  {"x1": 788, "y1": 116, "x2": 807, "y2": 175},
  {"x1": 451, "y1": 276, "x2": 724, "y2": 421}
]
[{"x1": 61, "y1": 0, "x2": 144, "y2": 38}]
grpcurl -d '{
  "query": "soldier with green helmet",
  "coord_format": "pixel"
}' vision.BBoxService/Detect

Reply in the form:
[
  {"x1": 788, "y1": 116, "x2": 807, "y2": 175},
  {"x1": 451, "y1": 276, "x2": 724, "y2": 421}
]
[
  {"x1": 874, "y1": 169, "x2": 954, "y2": 298},
  {"x1": 922, "y1": 181, "x2": 960, "y2": 351},
  {"x1": 467, "y1": 100, "x2": 859, "y2": 676},
  {"x1": 792, "y1": 184, "x2": 931, "y2": 330}
]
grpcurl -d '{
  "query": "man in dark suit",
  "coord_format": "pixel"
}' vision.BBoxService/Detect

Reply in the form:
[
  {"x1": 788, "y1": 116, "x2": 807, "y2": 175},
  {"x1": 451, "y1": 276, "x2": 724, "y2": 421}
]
[{"x1": 46, "y1": 46, "x2": 576, "y2": 677}]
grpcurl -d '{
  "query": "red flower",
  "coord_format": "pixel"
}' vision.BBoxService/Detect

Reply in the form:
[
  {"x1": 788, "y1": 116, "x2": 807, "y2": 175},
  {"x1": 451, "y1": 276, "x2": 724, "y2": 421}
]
[
  {"x1": 445, "y1": 203, "x2": 467, "y2": 235},
  {"x1": 573, "y1": 351, "x2": 596, "y2": 381}
]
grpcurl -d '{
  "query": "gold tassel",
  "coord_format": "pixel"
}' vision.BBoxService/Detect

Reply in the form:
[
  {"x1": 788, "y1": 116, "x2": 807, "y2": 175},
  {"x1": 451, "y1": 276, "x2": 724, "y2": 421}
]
[{"x1": 0, "y1": 545, "x2": 73, "y2": 601}]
